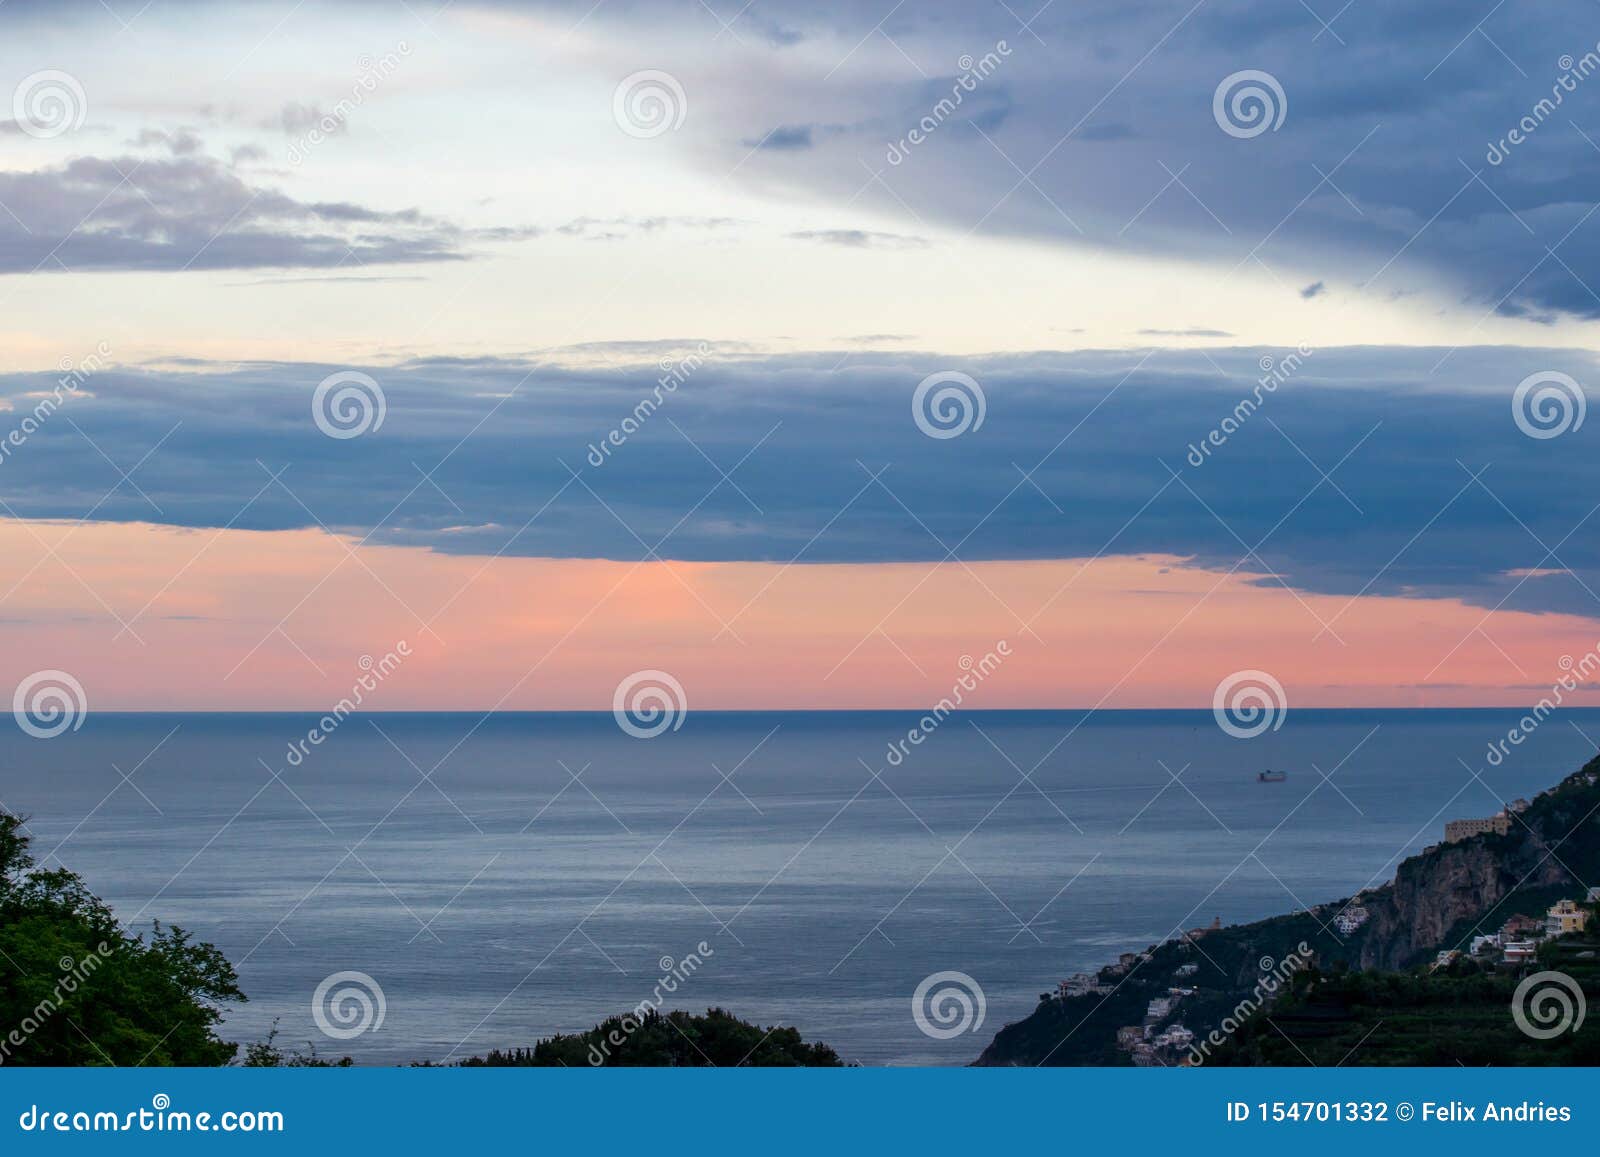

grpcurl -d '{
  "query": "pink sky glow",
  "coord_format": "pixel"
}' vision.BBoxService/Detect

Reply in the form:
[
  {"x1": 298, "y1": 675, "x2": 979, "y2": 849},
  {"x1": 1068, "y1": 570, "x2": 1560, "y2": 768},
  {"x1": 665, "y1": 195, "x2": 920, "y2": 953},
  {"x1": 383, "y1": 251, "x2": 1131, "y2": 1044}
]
[{"x1": 2, "y1": 518, "x2": 1595, "y2": 712}]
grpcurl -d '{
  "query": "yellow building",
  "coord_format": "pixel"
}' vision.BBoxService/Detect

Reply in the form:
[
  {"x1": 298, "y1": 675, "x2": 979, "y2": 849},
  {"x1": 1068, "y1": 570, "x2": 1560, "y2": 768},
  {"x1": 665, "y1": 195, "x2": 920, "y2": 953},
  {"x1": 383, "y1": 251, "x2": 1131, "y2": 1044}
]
[
  {"x1": 1546, "y1": 899, "x2": 1589, "y2": 937},
  {"x1": 1444, "y1": 813, "x2": 1510, "y2": 843}
]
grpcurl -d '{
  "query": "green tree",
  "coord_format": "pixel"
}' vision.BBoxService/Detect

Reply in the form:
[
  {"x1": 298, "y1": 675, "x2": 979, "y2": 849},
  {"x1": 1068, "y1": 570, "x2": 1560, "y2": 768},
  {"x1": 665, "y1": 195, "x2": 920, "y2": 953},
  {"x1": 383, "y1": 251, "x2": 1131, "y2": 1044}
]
[
  {"x1": 460, "y1": 1007, "x2": 844, "y2": 1067},
  {"x1": 0, "y1": 812, "x2": 244, "y2": 1065}
]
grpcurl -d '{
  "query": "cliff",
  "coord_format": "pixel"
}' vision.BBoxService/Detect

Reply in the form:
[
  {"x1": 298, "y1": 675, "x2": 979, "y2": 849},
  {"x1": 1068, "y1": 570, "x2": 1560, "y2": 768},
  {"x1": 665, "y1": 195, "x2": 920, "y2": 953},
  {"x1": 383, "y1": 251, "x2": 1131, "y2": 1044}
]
[
  {"x1": 975, "y1": 754, "x2": 1600, "y2": 1066},
  {"x1": 1346, "y1": 756, "x2": 1599, "y2": 968}
]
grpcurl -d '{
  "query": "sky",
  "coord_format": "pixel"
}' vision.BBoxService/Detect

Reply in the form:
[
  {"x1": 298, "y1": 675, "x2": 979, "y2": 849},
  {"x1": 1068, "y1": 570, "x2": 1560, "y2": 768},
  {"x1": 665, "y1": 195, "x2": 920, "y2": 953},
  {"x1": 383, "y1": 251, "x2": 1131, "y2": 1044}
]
[{"x1": 2, "y1": 0, "x2": 1600, "y2": 711}]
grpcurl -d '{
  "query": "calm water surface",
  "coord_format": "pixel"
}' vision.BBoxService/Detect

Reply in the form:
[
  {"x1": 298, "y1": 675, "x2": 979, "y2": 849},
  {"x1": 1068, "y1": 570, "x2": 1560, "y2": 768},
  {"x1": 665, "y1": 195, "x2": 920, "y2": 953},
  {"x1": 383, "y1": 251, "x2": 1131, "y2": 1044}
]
[{"x1": 2, "y1": 709, "x2": 1593, "y2": 1065}]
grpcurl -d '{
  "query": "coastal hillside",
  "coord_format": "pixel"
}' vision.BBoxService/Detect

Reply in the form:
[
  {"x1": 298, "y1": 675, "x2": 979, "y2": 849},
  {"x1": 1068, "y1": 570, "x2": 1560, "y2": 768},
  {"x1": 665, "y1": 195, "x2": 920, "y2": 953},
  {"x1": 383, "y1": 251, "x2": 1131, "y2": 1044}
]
[
  {"x1": 1200, "y1": 937, "x2": 1600, "y2": 1065},
  {"x1": 975, "y1": 754, "x2": 1600, "y2": 1066}
]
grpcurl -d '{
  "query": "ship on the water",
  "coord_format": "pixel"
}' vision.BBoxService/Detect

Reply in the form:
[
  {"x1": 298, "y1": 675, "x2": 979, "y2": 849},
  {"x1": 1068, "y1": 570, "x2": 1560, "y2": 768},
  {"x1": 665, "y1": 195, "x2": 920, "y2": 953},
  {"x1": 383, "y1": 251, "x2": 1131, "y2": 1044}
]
[{"x1": 1258, "y1": 769, "x2": 1287, "y2": 782}]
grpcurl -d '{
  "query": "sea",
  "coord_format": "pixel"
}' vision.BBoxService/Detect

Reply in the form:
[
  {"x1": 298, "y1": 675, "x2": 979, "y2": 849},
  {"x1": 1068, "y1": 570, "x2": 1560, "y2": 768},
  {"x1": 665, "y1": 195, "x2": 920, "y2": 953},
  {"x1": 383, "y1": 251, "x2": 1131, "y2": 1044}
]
[{"x1": 2, "y1": 708, "x2": 1594, "y2": 1066}]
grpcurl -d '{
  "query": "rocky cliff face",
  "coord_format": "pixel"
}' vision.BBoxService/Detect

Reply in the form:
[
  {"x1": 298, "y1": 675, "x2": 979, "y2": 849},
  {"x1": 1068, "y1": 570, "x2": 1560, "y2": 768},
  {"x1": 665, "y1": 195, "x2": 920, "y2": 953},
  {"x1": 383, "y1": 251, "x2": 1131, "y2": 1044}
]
[
  {"x1": 1353, "y1": 832, "x2": 1568, "y2": 969},
  {"x1": 974, "y1": 756, "x2": 1600, "y2": 1065},
  {"x1": 1347, "y1": 761, "x2": 1599, "y2": 968}
]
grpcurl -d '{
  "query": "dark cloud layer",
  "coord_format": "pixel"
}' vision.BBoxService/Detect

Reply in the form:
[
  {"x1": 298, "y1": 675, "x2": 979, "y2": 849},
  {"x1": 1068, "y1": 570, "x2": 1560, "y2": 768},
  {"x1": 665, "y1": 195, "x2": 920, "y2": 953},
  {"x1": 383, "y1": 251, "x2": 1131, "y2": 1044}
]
[
  {"x1": 2, "y1": 345, "x2": 1598, "y2": 620},
  {"x1": 659, "y1": 0, "x2": 1600, "y2": 321}
]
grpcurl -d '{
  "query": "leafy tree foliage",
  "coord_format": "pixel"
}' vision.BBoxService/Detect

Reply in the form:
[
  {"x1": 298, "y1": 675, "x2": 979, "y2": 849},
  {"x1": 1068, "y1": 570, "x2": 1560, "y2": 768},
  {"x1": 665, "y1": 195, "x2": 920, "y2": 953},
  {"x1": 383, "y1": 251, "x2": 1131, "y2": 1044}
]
[
  {"x1": 0, "y1": 813, "x2": 244, "y2": 1065},
  {"x1": 241, "y1": 1022, "x2": 352, "y2": 1067},
  {"x1": 460, "y1": 1007, "x2": 843, "y2": 1067}
]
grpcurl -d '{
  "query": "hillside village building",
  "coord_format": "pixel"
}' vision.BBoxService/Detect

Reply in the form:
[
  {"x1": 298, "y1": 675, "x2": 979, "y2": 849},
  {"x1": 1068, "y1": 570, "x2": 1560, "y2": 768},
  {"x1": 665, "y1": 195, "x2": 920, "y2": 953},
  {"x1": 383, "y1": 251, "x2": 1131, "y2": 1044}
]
[
  {"x1": 1444, "y1": 813, "x2": 1510, "y2": 842},
  {"x1": 1546, "y1": 899, "x2": 1589, "y2": 936}
]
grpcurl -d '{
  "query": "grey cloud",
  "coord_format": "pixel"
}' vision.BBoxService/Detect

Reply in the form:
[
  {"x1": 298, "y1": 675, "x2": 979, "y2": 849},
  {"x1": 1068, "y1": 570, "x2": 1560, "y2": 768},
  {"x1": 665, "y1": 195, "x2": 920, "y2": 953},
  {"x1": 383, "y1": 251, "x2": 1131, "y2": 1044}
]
[
  {"x1": 746, "y1": 124, "x2": 815, "y2": 150},
  {"x1": 269, "y1": 102, "x2": 343, "y2": 135},
  {"x1": 672, "y1": 0, "x2": 1600, "y2": 321},
  {"x1": 27, "y1": 1, "x2": 1589, "y2": 316},
  {"x1": 0, "y1": 153, "x2": 531, "y2": 272},
  {"x1": 787, "y1": 229, "x2": 928, "y2": 249},
  {"x1": 742, "y1": 120, "x2": 868, "y2": 151},
  {"x1": 129, "y1": 127, "x2": 204, "y2": 155},
  {"x1": 3, "y1": 344, "x2": 1600, "y2": 620},
  {"x1": 555, "y1": 216, "x2": 741, "y2": 241}
]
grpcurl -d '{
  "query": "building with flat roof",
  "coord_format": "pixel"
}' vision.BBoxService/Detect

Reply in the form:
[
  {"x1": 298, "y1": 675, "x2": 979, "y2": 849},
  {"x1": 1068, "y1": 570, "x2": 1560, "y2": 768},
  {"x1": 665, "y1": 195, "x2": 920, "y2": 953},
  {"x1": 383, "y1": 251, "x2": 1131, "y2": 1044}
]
[
  {"x1": 1444, "y1": 813, "x2": 1510, "y2": 843},
  {"x1": 1503, "y1": 940, "x2": 1538, "y2": 964},
  {"x1": 1547, "y1": 898, "x2": 1589, "y2": 937},
  {"x1": 1499, "y1": 913, "x2": 1543, "y2": 941}
]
